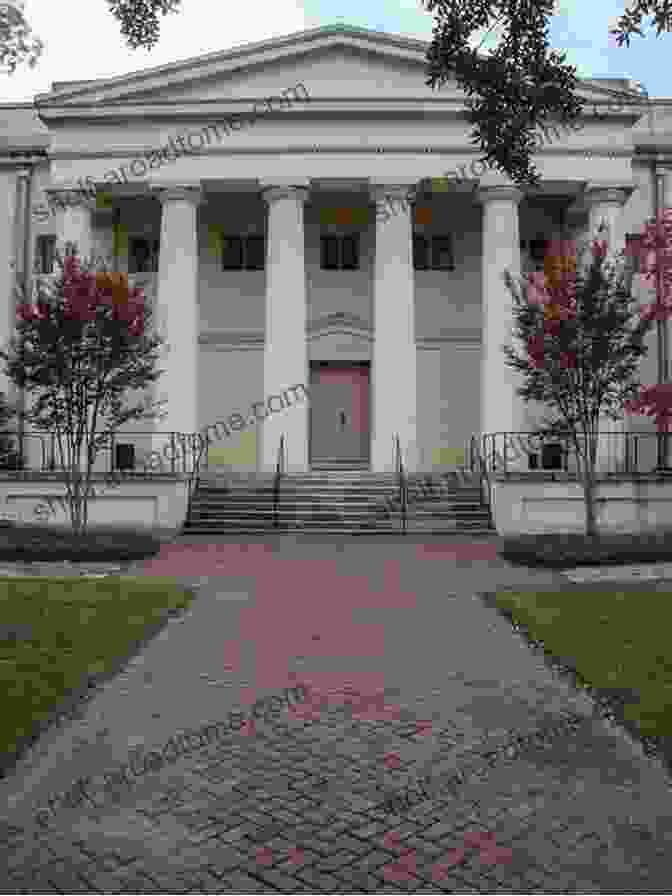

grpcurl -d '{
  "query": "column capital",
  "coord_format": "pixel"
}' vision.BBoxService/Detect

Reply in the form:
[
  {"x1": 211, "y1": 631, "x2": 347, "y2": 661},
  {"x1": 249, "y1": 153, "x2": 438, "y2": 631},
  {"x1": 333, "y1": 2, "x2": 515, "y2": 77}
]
[
  {"x1": 260, "y1": 185, "x2": 310, "y2": 206},
  {"x1": 44, "y1": 186, "x2": 96, "y2": 213},
  {"x1": 475, "y1": 184, "x2": 524, "y2": 206},
  {"x1": 369, "y1": 183, "x2": 418, "y2": 205},
  {"x1": 582, "y1": 184, "x2": 632, "y2": 207},
  {"x1": 155, "y1": 186, "x2": 203, "y2": 206}
]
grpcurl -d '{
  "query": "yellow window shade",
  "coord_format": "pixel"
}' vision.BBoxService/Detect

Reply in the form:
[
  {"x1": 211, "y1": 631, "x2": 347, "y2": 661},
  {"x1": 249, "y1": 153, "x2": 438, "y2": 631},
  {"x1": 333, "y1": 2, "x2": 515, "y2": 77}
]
[
  {"x1": 429, "y1": 177, "x2": 452, "y2": 193},
  {"x1": 432, "y1": 446, "x2": 465, "y2": 468},
  {"x1": 96, "y1": 192, "x2": 114, "y2": 210},
  {"x1": 320, "y1": 207, "x2": 370, "y2": 228},
  {"x1": 112, "y1": 222, "x2": 128, "y2": 258},
  {"x1": 207, "y1": 429, "x2": 257, "y2": 469},
  {"x1": 207, "y1": 224, "x2": 225, "y2": 257},
  {"x1": 414, "y1": 206, "x2": 433, "y2": 226}
]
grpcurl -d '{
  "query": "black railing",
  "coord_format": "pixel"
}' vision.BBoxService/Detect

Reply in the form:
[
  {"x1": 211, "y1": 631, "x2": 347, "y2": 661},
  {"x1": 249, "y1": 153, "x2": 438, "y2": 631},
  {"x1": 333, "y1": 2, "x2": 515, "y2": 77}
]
[
  {"x1": 394, "y1": 434, "x2": 407, "y2": 534},
  {"x1": 184, "y1": 432, "x2": 207, "y2": 527},
  {"x1": 273, "y1": 434, "x2": 286, "y2": 529},
  {"x1": 0, "y1": 429, "x2": 205, "y2": 478},
  {"x1": 469, "y1": 434, "x2": 493, "y2": 517},
  {"x1": 470, "y1": 431, "x2": 672, "y2": 478}
]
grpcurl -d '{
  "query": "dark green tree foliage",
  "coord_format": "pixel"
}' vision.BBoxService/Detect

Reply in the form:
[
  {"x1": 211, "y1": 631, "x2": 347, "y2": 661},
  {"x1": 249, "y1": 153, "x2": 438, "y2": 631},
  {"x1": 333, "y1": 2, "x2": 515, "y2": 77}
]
[
  {"x1": 422, "y1": 0, "x2": 672, "y2": 186},
  {"x1": 105, "y1": 0, "x2": 182, "y2": 50}
]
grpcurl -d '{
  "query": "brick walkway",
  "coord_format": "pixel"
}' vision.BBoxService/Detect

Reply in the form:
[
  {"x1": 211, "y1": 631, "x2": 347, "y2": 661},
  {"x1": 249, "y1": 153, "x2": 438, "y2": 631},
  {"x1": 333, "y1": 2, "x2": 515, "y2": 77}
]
[{"x1": 1, "y1": 536, "x2": 672, "y2": 893}]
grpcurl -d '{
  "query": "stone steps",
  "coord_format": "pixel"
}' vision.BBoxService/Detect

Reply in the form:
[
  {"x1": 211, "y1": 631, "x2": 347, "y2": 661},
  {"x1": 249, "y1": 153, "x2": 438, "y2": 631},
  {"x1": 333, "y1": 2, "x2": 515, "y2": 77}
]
[{"x1": 184, "y1": 469, "x2": 494, "y2": 535}]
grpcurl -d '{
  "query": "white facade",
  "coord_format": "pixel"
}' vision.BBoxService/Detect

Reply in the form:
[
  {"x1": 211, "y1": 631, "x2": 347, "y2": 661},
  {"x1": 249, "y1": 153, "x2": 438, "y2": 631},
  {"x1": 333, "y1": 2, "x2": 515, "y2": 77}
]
[{"x1": 1, "y1": 23, "x2": 672, "y2": 475}]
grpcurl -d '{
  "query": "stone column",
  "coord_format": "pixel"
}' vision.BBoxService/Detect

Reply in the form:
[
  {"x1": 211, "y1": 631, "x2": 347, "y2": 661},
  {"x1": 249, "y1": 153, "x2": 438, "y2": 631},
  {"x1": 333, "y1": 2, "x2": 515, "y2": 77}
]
[
  {"x1": 0, "y1": 168, "x2": 18, "y2": 387},
  {"x1": 584, "y1": 186, "x2": 630, "y2": 473},
  {"x1": 48, "y1": 188, "x2": 93, "y2": 265},
  {"x1": 260, "y1": 185, "x2": 309, "y2": 473},
  {"x1": 370, "y1": 184, "x2": 417, "y2": 472},
  {"x1": 475, "y1": 183, "x2": 525, "y2": 471},
  {"x1": 152, "y1": 187, "x2": 202, "y2": 474}
]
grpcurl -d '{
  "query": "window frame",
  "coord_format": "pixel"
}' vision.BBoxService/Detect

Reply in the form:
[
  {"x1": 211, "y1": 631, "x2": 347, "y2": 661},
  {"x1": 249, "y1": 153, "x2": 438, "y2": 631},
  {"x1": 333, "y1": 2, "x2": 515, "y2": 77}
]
[
  {"x1": 412, "y1": 233, "x2": 455, "y2": 271},
  {"x1": 128, "y1": 237, "x2": 160, "y2": 274},
  {"x1": 319, "y1": 233, "x2": 361, "y2": 271},
  {"x1": 34, "y1": 234, "x2": 56, "y2": 274},
  {"x1": 221, "y1": 234, "x2": 266, "y2": 271}
]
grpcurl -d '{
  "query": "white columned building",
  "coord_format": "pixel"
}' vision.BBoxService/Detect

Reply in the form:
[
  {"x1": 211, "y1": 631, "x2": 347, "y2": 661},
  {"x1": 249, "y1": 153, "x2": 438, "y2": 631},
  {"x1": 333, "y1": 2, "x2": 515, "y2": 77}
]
[
  {"x1": 260, "y1": 184, "x2": 310, "y2": 473},
  {"x1": 371, "y1": 184, "x2": 417, "y2": 473},
  {"x1": 0, "y1": 23, "x2": 669, "y2": 483}
]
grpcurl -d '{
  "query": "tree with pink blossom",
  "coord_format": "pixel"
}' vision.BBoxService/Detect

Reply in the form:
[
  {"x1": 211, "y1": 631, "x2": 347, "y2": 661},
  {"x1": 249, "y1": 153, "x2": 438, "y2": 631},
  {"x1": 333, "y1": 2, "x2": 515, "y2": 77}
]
[
  {"x1": 0, "y1": 249, "x2": 166, "y2": 535},
  {"x1": 502, "y1": 235, "x2": 658, "y2": 536},
  {"x1": 623, "y1": 207, "x2": 672, "y2": 466}
]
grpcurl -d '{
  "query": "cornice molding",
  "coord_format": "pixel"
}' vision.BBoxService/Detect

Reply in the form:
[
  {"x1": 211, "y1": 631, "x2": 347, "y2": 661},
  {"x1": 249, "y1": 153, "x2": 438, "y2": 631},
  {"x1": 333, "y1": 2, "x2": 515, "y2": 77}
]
[
  {"x1": 42, "y1": 141, "x2": 641, "y2": 165},
  {"x1": 417, "y1": 333, "x2": 481, "y2": 348},
  {"x1": 198, "y1": 330, "x2": 264, "y2": 350}
]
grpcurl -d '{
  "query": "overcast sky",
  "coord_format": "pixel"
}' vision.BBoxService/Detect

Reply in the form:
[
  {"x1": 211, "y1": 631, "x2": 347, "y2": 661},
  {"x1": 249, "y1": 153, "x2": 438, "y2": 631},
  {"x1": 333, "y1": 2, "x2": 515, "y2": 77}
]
[{"x1": 1, "y1": 0, "x2": 670, "y2": 103}]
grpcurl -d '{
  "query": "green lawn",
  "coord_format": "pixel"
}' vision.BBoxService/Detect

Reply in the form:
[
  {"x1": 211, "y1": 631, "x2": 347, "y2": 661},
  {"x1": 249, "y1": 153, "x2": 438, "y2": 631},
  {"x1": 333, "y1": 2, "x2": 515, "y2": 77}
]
[
  {"x1": 0, "y1": 576, "x2": 194, "y2": 771},
  {"x1": 493, "y1": 589, "x2": 672, "y2": 739}
]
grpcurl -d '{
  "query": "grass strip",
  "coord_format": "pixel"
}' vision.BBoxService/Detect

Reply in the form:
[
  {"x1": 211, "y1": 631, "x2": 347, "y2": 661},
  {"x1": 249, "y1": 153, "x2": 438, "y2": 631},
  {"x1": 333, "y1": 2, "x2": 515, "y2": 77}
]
[
  {"x1": 0, "y1": 575, "x2": 194, "y2": 775},
  {"x1": 489, "y1": 589, "x2": 672, "y2": 761}
]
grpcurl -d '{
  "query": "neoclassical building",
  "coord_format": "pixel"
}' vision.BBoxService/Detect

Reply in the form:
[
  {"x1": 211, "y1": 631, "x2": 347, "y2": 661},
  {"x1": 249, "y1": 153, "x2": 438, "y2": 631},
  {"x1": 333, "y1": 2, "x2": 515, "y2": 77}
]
[{"x1": 1, "y1": 23, "x2": 671, "y2": 475}]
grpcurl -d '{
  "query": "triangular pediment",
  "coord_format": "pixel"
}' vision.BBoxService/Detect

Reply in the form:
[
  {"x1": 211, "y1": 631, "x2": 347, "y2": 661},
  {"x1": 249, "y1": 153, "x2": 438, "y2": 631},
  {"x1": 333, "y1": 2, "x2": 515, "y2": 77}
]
[
  {"x1": 36, "y1": 25, "x2": 453, "y2": 110},
  {"x1": 34, "y1": 23, "x2": 645, "y2": 120}
]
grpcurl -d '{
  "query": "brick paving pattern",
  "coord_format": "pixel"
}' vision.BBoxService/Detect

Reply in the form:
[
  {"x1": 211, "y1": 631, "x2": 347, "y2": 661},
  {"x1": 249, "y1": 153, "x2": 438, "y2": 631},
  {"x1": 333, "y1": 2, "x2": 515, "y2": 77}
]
[{"x1": 1, "y1": 537, "x2": 672, "y2": 892}]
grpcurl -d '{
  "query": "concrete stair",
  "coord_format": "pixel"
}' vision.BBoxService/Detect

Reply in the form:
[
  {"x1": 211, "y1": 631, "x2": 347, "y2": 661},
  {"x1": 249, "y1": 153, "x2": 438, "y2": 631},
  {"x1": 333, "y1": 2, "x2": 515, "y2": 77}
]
[{"x1": 183, "y1": 469, "x2": 494, "y2": 535}]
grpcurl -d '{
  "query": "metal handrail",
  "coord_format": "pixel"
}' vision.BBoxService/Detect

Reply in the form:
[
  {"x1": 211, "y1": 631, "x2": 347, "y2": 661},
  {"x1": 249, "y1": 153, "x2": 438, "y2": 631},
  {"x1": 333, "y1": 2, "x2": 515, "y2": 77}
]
[
  {"x1": 469, "y1": 434, "x2": 493, "y2": 520},
  {"x1": 184, "y1": 432, "x2": 207, "y2": 527},
  {"x1": 394, "y1": 434, "x2": 407, "y2": 534},
  {"x1": 273, "y1": 434, "x2": 285, "y2": 529}
]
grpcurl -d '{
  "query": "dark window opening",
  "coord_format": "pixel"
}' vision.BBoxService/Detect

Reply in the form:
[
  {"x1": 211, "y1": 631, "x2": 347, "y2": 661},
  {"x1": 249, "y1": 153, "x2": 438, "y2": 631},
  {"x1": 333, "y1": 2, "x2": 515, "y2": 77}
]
[
  {"x1": 221, "y1": 235, "x2": 265, "y2": 270},
  {"x1": 432, "y1": 235, "x2": 454, "y2": 270},
  {"x1": 129, "y1": 238, "x2": 159, "y2": 274},
  {"x1": 320, "y1": 234, "x2": 360, "y2": 271},
  {"x1": 413, "y1": 235, "x2": 429, "y2": 270},
  {"x1": 34, "y1": 235, "x2": 56, "y2": 274}
]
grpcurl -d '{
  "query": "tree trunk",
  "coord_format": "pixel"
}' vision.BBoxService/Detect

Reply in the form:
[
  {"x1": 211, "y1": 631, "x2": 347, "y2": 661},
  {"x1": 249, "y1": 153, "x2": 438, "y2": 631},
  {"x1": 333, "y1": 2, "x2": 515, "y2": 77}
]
[
  {"x1": 582, "y1": 429, "x2": 600, "y2": 538},
  {"x1": 582, "y1": 473, "x2": 599, "y2": 537}
]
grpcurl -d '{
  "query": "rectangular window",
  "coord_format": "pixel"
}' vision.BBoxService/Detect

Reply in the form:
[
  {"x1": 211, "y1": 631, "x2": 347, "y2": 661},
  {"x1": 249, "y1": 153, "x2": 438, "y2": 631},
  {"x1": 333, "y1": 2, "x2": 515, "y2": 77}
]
[
  {"x1": 245, "y1": 235, "x2": 265, "y2": 270},
  {"x1": 320, "y1": 234, "x2": 360, "y2": 271},
  {"x1": 129, "y1": 238, "x2": 159, "y2": 274},
  {"x1": 222, "y1": 236, "x2": 244, "y2": 270},
  {"x1": 432, "y1": 235, "x2": 454, "y2": 271},
  {"x1": 625, "y1": 233, "x2": 642, "y2": 274},
  {"x1": 34, "y1": 235, "x2": 56, "y2": 274},
  {"x1": 413, "y1": 235, "x2": 429, "y2": 270},
  {"x1": 221, "y1": 235, "x2": 265, "y2": 270},
  {"x1": 321, "y1": 235, "x2": 340, "y2": 270},
  {"x1": 341, "y1": 235, "x2": 359, "y2": 270}
]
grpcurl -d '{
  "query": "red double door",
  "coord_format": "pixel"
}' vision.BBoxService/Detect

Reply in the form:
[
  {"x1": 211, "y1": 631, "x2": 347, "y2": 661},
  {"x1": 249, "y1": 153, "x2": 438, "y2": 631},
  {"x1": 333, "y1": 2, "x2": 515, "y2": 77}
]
[{"x1": 309, "y1": 363, "x2": 370, "y2": 466}]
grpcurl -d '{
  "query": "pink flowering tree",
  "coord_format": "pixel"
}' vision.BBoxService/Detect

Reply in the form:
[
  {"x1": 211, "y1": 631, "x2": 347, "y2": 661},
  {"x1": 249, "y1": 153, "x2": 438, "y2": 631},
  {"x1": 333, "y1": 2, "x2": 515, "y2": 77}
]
[
  {"x1": 623, "y1": 207, "x2": 672, "y2": 464},
  {"x1": 502, "y1": 236, "x2": 656, "y2": 536},
  {"x1": 0, "y1": 250, "x2": 166, "y2": 535}
]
